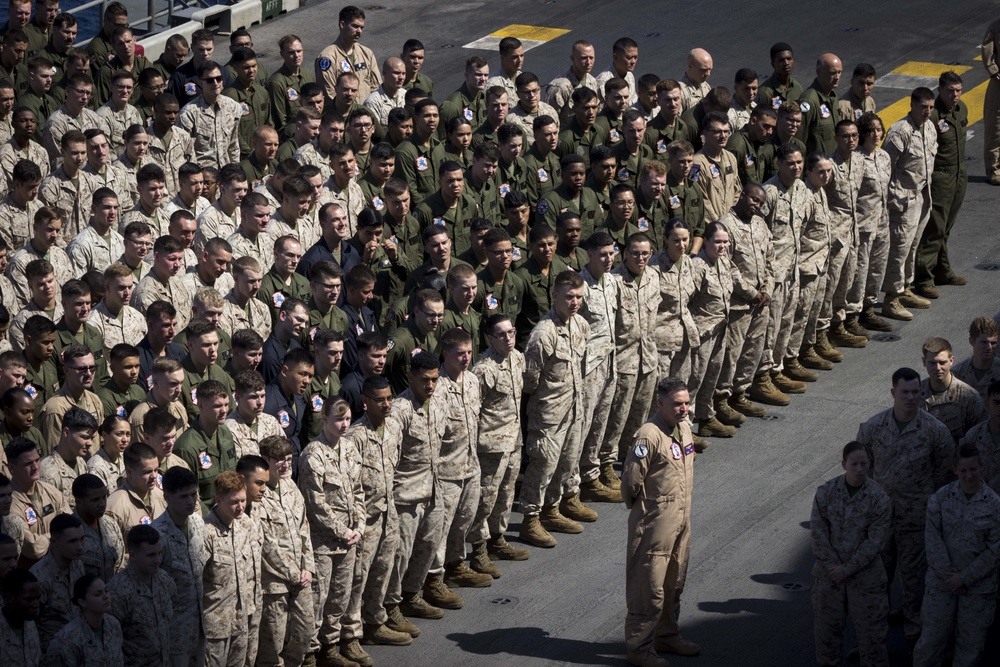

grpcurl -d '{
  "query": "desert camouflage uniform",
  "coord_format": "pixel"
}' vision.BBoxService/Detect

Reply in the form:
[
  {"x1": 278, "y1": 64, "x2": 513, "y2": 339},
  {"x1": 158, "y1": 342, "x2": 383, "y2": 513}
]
[
  {"x1": 86, "y1": 449, "x2": 125, "y2": 492},
  {"x1": 177, "y1": 96, "x2": 242, "y2": 170},
  {"x1": 108, "y1": 563, "x2": 176, "y2": 667},
  {"x1": 202, "y1": 507, "x2": 255, "y2": 667},
  {"x1": 952, "y1": 356, "x2": 1000, "y2": 400},
  {"x1": 66, "y1": 226, "x2": 126, "y2": 277},
  {"x1": 856, "y1": 407, "x2": 954, "y2": 639},
  {"x1": 226, "y1": 228, "x2": 276, "y2": 271},
  {"x1": 810, "y1": 474, "x2": 891, "y2": 667},
  {"x1": 521, "y1": 310, "x2": 590, "y2": 515},
  {"x1": 821, "y1": 150, "x2": 864, "y2": 329},
  {"x1": 29, "y1": 552, "x2": 85, "y2": 650},
  {"x1": 42, "y1": 106, "x2": 102, "y2": 161},
  {"x1": 38, "y1": 451, "x2": 86, "y2": 509},
  {"x1": 0, "y1": 137, "x2": 49, "y2": 185},
  {"x1": 343, "y1": 415, "x2": 401, "y2": 637},
  {"x1": 761, "y1": 175, "x2": 808, "y2": 371},
  {"x1": 269, "y1": 209, "x2": 322, "y2": 253},
  {"x1": 469, "y1": 348, "x2": 524, "y2": 545},
  {"x1": 147, "y1": 126, "x2": 196, "y2": 196},
  {"x1": 48, "y1": 613, "x2": 124, "y2": 667},
  {"x1": 8, "y1": 301, "x2": 64, "y2": 354},
  {"x1": 853, "y1": 147, "x2": 891, "y2": 311},
  {"x1": 39, "y1": 167, "x2": 99, "y2": 242},
  {"x1": 912, "y1": 480, "x2": 1000, "y2": 667},
  {"x1": 76, "y1": 511, "x2": 126, "y2": 581},
  {"x1": 318, "y1": 177, "x2": 365, "y2": 237},
  {"x1": 0, "y1": 612, "x2": 40, "y2": 666},
  {"x1": 220, "y1": 292, "x2": 271, "y2": 340},
  {"x1": 299, "y1": 432, "x2": 365, "y2": 650},
  {"x1": 85, "y1": 162, "x2": 134, "y2": 209},
  {"x1": 789, "y1": 182, "x2": 832, "y2": 355},
  {"x1": 920, "y1": 376, "x2": 987, "y2": 444},
  {"x1": 8, "y1": 243, "x2": 75, "y2": 308},
  {"x1": 294, "y1": 140, "x2": 333, "y2": 182},
  {"x1": 650, "y1": 252, "x2": 699, "y2": 385},
  {"x1": 131, "y1": 273, "x2": 193, "y2": 330},
  {"x1": 88, "y1": 301, "x2": 147, "y2": 358},
  {"x1": 224, "y1": 412, "x2": 283, "y2": 459},
  {"x1": 153, "y1": 510, "x2": 207, "y2": 667},
  {"x1": 257, "y1": 477, "x2": 315, "y2": 667}
]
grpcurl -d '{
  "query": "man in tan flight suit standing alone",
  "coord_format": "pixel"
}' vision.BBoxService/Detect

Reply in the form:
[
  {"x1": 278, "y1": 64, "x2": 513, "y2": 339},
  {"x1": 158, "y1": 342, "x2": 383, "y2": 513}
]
[{"x1": 622, "y1": 376, "x2": 699, "y2": 667}]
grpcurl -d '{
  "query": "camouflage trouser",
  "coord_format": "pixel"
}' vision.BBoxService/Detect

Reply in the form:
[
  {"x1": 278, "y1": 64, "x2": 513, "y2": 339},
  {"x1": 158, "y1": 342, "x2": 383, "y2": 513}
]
[
  {"x1": 167, "y1": 603, "x2": 205, "y2": 667},
  {"x1": 246, "y1": 603, "x2": 261, "y2": 667},
  {"x1": 578, "y1": 354, "x2": 617, "y2": 485},
  {"x1": 912, "y1": 587, "x2": 996, "y2": 667},
  {"x1": 884, "y1": 188, "x2": 931, "y2": 294},
  {"x1": 717, "y1": 306, "x2": 768, "y2": 399},
  {"x1": 788, "y1": 272, "x2": 826, "y2": 353},
  {"x1": 312, "y1": 548, "x2": 357, "y2": 650},
  {"x1": 205, "y1": 631, "x2": 248, "y2": 667},
  {"x1": 469, "y1": 447, "x2": 521, "y2": 545},
  {"x1": 759, "y1": 276, "x2": 799, "y2": 374},
  {"x1": 986, "y1": 77, "x2": 1000, "y2": 180},
  {"x1": 689, "y1": 322, "x2": 725, "y2": 421},
  {"x1": 882, "y1": 527, "x2": 926, "y2": 640},
  {"x1": 811, "y1": 574, "x2": 889, "y2": 667},
  {"x1": 344, "y1": 508, "x2": 400, "y2": 638},
  {"x1": 430, "y1": 475, "x2": 481, "y2": 572},
  {"x1": 604, "y1": 369, "x2": 656, "y2": 461},
  {"x1": 520, "y1": 403, "x2": 584, "y2": 516},
  {"x1": 258, "y1": 587, "x2": 314, "y2": 666},
  {"x1": 657, "y1": 339, "x2": 693, "y2": 389},
  {"x1": 819, "y1": 234, "x2": 858, "y2": 328},
  {"x1": 387, "y1": 497, "x2": 445, "y2": 602},
  {"x1": 851, "y1": 225, "x2": 890, "y2": 309}
]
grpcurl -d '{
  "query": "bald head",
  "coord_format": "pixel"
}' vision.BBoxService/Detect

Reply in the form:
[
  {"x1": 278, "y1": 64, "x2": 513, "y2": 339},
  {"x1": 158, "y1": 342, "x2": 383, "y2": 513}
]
[
  {"x1": 816, "y1": 53, "x2": 843, "y2": 93},
  {"x1": 686, "y1": 48, "x2": 713, "y2": 84},
  {"x1": 382, "y1": 56, "x2": 406, "y2": 93}
]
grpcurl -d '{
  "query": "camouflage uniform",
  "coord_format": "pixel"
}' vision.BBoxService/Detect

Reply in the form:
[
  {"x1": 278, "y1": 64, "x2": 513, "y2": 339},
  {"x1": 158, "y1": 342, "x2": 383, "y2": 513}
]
[
  {"x1": 38, "y1": 451, "x2": 86, "y2": 509},
  {"x1": 604, "y1": 263, "x2": 660, "y2": 458},
  {"x1": 76, "y1": 511, "x2": 126, "y2": 581},
  {"x1": 0, "y1": 138, "x2": 49, "y2": 186},
  {"x1": 0, "y1": 612, "x2": 40, "y2": 666},
  {"x1": 226, "y1": 228, "x2": 276, "y2": 270},
  {"x1": 678, "y1": 75, "x2": 711, "y2": 111},
  {"x1": 318, "y1": 177, "x2": 366, "y2": 237},
  {"x1": 912, "y1": 481, "x2": 1000, "y2": 667},
  {"x1": 39, "y1": 167, "x2": 99, "y2": 242},
  {"x1": 256, "y1": 477, "x2": 315, "y2": 667},
  {"x1": 820, "y1": 151, "x2": 864, "y2": 329},
  {"x1": 545, "y1": 70, "x2": 599, "y2": 123},
  {"x1": 48, "y1": 613, "x2": 125, "y2": 667},
  {"x1": 9, "y1": 301, "x2": 64, "y2": 354},
  {"x1": 108, "y1": 565, "x2": 176, "y2": 667},
  {"x1": 0, "y1": 514, "x2": 24, "y2": 554},
  {"x1": 86, "y1": 162, "x2": 134, "y2": 210},
  {"x1": 106, "y1": 482, "x2": 167, "y2": 541},
  {"x1": 385, "y1": 388, "x2": 448, "y2": 604},
  {"x1": 919, "y1": 376, "x2": 987, "y2": 444},
  {"x1": 29, "y1": 552, "x2": 86, "y2": 650},
  {"x1": 147, "y1": 127, "x2": 196, "y2": 196},
  {"x1": 194, "y1": 203, "x2": 240, "y2": 256},
  {"x1": 269, "y1": 210, "x2": 321, "y2": 252},
  {"x1": 8, "y1": 244, "x2": 75, "y2": 308},
  {"x1": 789, "y1": 183, "x2": 832, "y2": 356},
  {"x1": 10, "y1": 480, "x2": 68, "y2": 561},
  {"x1": 177, "y1": 96, "x2": 242, "y2": 170},
  {"x1": 520, "y1": 310, "x2": 590, "y2": 515},
  {"x1": 469, "y1": 347, "x2": 524, "y2": 544},
  {"x1": 810, "y1": 474, "x2": 891, "y2": 667},
  {"x1": 88, "y1": 301, "x2": 147, "y2": 358},
  {"x1": 86, "y1": 449, "x2": 125, "y2": 492},
  {"x1": 856, "y1": 408, "x2": 954, "y2": 639},
  {"x1": 131, "y1": 273, "x2": 193, "y2": 331},
  {"x1": 621, "y1": 414, "x2": 695, "y2": 663},
  {"x1": 219, "y1": 292, "x2": 271, "y2": 340},
  {"x1": 153, "y1": 510, "x2": 207, "y2": 667},
  {"x1": 344, "y1": 415, "x2": 401, "y2": 637},
  {"x1": 717, "y1": 209, "x2": 773, "y2": 399},
  {"x1": 649, "y1": 252, "x2": 699, "y2": 386},
  {"x1": 223, "y1": 412, "x2": 283, "y2": 459},
  {"x1": 761, "y1": 176, "x2": 808, "y2": 371},
  {"x1": 952, "y1": 356, "x2": 1000, "y2": 400},
  {"x1": 299, "y1": 432, "x2": 365, "y2": 650},
  {"x1": 430, "y1": 372, "x2": 481, "y2": 574},
  {"x1": 42, "y1": 105, "x2": 102, "y2": 161},
  {"x1": 0, "y1": 197, "x2": 41, "y2": 258},
  {"x1": 294, "y1": 140, "x2": 333, "y2": 183},
  {"x1": 852, "y1": 147, "x2": 891, "y2": 312},
  {"x1": 67, "y1": 226, "x2": 126, "y2": 277},
  {"x1": 203, "y1": 507, "x2": 255, "y2": 667},
  {"x1": 883, "y1": 116, "x2": 938, "y2": 296}
]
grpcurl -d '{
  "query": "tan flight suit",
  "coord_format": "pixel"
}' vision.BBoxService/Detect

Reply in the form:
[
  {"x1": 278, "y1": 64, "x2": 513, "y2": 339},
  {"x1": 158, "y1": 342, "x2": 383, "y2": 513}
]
[
  {"x1": 299, "y1": 432, "x2": 365, "y2": 652},
  {"x1": 107, "y1": 564, "x2": 176, "y2": 667},
  {"x1": 717, "y1": 209, "x2": 773, "y2": 399},
  {"x1": 919, "y1": 376, "x2": 987, "y2": 444},
  {"x1": 852, "y1": 147, "x2": 891, "y2": 312},
  {"x1": 621, "y1": 414, "x2": 695, "y2": 663},
  {"x1": 912, "y1": 481, "x2": 1000, "y2": 667},
  {"x1": 315, "y1": 42, "x2": 382, "y2": 102},
  {"x1": 10, "y1": 480, "x2": 69, "y2": 562},
  {"x1": 981, "y1": 19, "x2": 1000, "y2": 180},
  {"x1": 106, "y1": 482, "x2": 167, "y2": 541},
  {"x1": 577, "y1": 266, "x2": 620, "y2": 486},
  {"x1": 520, "y1": 309, "x2": 590, "y2": 515},
  {"x1": 604, "y1": 263, "x2": 660, "y2": 459},
  {"x1": 690, "y1": 149, "x2": 741, "y2": 223},
  {"x1": 882, "y1": 116, "x2": 937, "y2": 297},
  {"x1": 343, "y1": 415, "x2": 400, "y2": 638},
  {"x1": 38, "y1": 389, "x2": 105, "y2": 455},
  {"x1": 856, "y1": 408, "x2": 954, "y2": 640},
  {"x1": 469, "y1": 347, "x2": 525, "y2": 544},
  {"x1": 810, "y1": 474, "x2": 891, "y2": 667},
  {"x1": 384, "y1": 389, "x2": 447, "y2": 606},
  {"x1": 821, "y1": 150, "x2": 864, "y2": 330}
]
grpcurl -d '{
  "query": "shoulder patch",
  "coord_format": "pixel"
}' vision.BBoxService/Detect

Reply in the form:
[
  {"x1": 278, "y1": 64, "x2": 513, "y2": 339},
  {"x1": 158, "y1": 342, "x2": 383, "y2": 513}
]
[
  {"x1": 198, "y1": 451, "x2": 212, "y2": 470},
  {"x1": 688, "y1": 164, "x2": 700, "y2": 182},
  {"x1": 318, "y1": 57, "x2": 332, "y2": 72},
  {"x1": 537, "y1": 167, "x2": 549, "y2": 183},
  {"x1": 633, "y1": 442, "x2": 649, "y2": 459},
  {"x1": 184, "y1": 81, "x2": 197, "y2": 97},
  {"x1": 387, "y1": 339, "x2": 396, "y2": 350},
  {"x1": 278, "y1": 410, "x2": 291, "y2": 428},
  {"x1": 286, "y1": 87, "x2": 299, "y2": 101},
  {"x1": 537, "y1": 199, "x2": 550, "y2": 216},
  {"x1": 799, "y1": 101, "x2": 811, "y2": 113},
  {"x1": 311, "y1": 394, "x2": 324, "y2": 412}
]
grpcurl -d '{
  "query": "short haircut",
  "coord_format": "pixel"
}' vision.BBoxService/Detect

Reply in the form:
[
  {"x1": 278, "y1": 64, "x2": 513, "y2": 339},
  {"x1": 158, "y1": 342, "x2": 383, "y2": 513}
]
[
  {"x1": 71, "y1": 473, "x2": 106, "y2": 498},
  {"x1": 921, "y1": 337, "x2": 952, "y2": 358},
  {"x1": 50, "y1": 513, "x2": 83, "y2": 537},
  {"x1": 142, "y1": 407, "x2": 178, "y2": 437},
  {"x1": 196, "y1": 379, "x2": 229, "y2": 402},
  {"x1": 911, "y1": 87, "x2": 935, "y2": 103},
  {"x1": 891, "y1": 367, "x2": 921, "y2": 386},
  {"x1": 214, "y1": 470, "x2": 245, "y2": 496},
  {"x1": 841, "y1": 441, "x2": 868, "y2": 463},
  {"x1": 123, "y1": 442, "x2": 157, "y2": 469},
  {"x1": 5, "y1": 437, "x2": 38, "y2": 465},
  {"x1": 236, "y1": 454, "x2": 268, "y2": 475},
  {"x1": 853, "y1": 63, "x2": 876, "y2": 79},
  {"x1": 61, "y1": 343, "x2": 93, "y2": 366},
  {"x1": 361, "y1": 375, "x2": 391, "y2": 397},
  {"x1": 282, "y1": 348, "x2": 315, "y2": 372},
  {"x1": 161, "y1": 465, "x2": 197, "y2": 494},
  {"x1": 409, "y1": 350, "x2": 439, "y2": 373},
  {"x1": 61, "y1": 406, "x2": 98, "y2": 435},
  {"x1": 554, "y1": 269, "x2": 584, "y2": 290},
  {"x1": 969, "y1": 316, "x2": 1000, "y2": 340},
  {"x1": 439, "y1": 327, "x2": 472, "y2": 352},
  {"x1": 656, "y1": 376, "x2": 688, "y2": 397},
  {"x1": 126, "y1": 524, "x2": 161, "y2": 550},
  {"x1": 234, "y1": 370, "x2": 265, "y2": 395},
  {"x1": 357, "y1": 332, "x2": 389, "y2": 353},
  {"x1": 231, "y1": 329, "x2": 264, "y2": 352}
]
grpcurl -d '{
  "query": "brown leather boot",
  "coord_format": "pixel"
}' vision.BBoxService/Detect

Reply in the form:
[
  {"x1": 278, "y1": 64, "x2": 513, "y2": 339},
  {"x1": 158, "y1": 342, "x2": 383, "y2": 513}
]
[
  {"x1": 799, "y1": 345, "x2": 835, "y2": 370},
  {"x1": 748, "y1": 372, "x2": 791, "y2": 406},
  {"x1": 771, "y1": 370, "x2": 806, "y2": 394},
  {"x1": 783, "y1": 358, "x2": 818, "y2": 382},
  {"x1": 559, "y1": 494, "x2": 598, "y2": 522},
  {"x1": 519, "y1": 514, "x2": 558, "y2": 547},
  {"x1": 814, "y1": 331, "x2": 844, "y2": 362},
  {"x1": 827, "y1": 321, "x2": 867, "y2": 348}
]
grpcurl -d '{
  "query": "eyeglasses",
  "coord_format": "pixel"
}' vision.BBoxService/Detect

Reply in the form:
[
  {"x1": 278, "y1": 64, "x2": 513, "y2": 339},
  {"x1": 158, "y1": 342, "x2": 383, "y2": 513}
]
[
  {"x1": 490, "y1": 248, "x2": 514, "y2": 256},
  {"x1": 352, "y1": 122, "x2": 374, "y2": 130},
  {"x1": 68, "y1": 365, "x2": 97, "y2": 374},
  {"x1": 201, "y1": 76, "x2": 223, "y2": 84},
  {"x1": 628, "y1": 250, "x2": 651, "y2": 258},
  {"x1": 143, "y1": 84, "x2": 166, "y2": 92}
]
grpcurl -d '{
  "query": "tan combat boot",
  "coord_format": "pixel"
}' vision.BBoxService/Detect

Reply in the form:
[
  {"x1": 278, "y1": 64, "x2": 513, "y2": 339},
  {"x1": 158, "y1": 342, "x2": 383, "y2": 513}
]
[
  {"x1": 444, "y1": 560, "x2": 493, "y2": 588},
  {"x1": 559, "y1": 494, "x2": 598, "y2": 522},
  {"x1": 714, "y1": 395, "x2": 746, "y2": 426},
  {"x1": 859, "y1": 305, "x2": 893, "y2": 332},
  {"x1": 729, "y1": 391, "x2": 766, "y2": 418},
  {"x1": 912, "y1": 282, "x2": 939, "y2": 299},
  {"x1": 814, "y1": 331, "x2": 844, "y2": 362},
  {"x1": 384, "y1": 604, "x2": 422, "y2": 637},
  {"x1": 423, "y1": 574, "x2": 464, "y2": 609},
  {"x1": 770, "y1": 370, "x2": 806, "y2": 394},
  {"x1": 470, "y1": 542, "x2": 503, "y2": 578},
  {"x1": 317, "y1": 645, "x2": 360, "y2": 667},
  {"x1": 340, "y1": 639, "x2": 373, "y2": 667},
  {"x1": 691, "y1": 434, "x2": 710, "y2": 452},
  {"x1": 487, "y1": 535, "x2": 531, "y2": 560},
  {"x1": 882, "y1": 295, "x2": 913, "y2": 321},
  {"x1": 519, "y1": 514, "x2": 558, "y2": 548},
  {"x1": 799, "y1": 345, "x2": 835, "y2": 370},
  {"x1": 363, "y1": 621, "x2": 413, "y2": 645},
  {"x1": 599, "y1": 462, "x2": 621, "y2": 490},
  {"x1": 783, "y1": 358, "x2": 818, "y2": 382},
  {"x1": 698, "y1": 416, "x2": 736, "y2": 437},
  {"x1": 579, "y1": 478, "x2": 623, "y2": 503},
  {"x1": 399, "y1": 591, "x2": 445, "y2": 619},
  {"x1": 540, "y1": 506, "x2": 585, "y2": 533},
  {"x1": 844, "y1": 314, "x2": 872, "y2": 339},
  {"x1": 900, "y1": 288, "x2": 931, "y2": 309},
  {"x1": 748, "y1": 372, "x2": 791, "y2": 406},
  {"x1": 828, "y1": 321, "x2": 867, "y2": 348}
]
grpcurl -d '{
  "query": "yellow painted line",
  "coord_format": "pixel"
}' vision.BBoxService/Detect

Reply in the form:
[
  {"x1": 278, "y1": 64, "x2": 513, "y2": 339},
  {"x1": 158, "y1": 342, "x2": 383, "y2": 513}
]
[
  {"x1": 965, "y1": 79, "x2": 990, "y2": 126},
  {"x1": 488, "y1": 24, "x2": 570, "y2": 42},
  {"x1": 975, "y1": 55, "x2": 983, "y2": 61},
  {"x1": 891, "y1": 61, "x2": 972, "y2": 77},
  {"x1": 877, "y1": 97, "x2": 913, "y2": 131}
]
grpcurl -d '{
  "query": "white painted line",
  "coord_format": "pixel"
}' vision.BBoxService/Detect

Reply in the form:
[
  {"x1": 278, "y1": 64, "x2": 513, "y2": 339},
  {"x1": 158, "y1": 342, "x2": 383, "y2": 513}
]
[{"x1": 463, "y1": 36, "x2": 548, "y2": 51}]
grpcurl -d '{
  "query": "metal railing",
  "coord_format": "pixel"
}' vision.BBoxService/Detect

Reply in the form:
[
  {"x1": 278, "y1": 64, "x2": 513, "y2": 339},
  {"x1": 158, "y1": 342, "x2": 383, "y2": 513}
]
[{"x1": 67, "y1": 0, "x2": 216, "y2": 38}]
